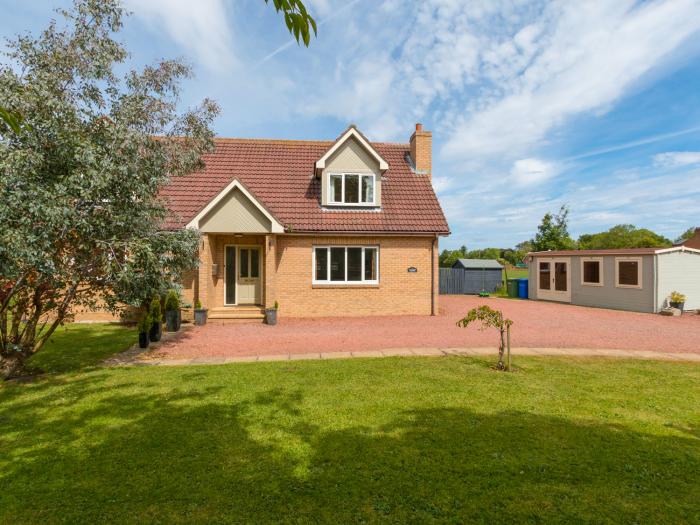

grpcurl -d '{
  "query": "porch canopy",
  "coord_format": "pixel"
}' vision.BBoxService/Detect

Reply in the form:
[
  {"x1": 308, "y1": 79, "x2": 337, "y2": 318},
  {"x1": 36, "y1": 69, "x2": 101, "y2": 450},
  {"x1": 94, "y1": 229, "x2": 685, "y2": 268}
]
[{"x1": 186, "y1": 179, "x2": 283, "y2": 314}]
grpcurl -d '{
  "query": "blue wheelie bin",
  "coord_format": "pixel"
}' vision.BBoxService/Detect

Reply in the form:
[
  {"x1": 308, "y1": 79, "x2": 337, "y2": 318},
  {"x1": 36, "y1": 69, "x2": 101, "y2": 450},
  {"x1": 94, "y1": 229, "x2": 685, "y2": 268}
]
[{"x1": 517, "y1": 278, "x2": 529, "y2": 299}]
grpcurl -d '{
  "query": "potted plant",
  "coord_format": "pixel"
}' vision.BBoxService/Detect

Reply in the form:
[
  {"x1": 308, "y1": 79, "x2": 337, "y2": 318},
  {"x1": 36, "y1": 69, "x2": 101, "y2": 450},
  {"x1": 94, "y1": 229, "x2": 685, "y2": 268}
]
[
  {"x1": 164, "y1": 290, "x2": 180, "y2": 332},
  {"x1": 194, "y1": 299, "x2": 208, "y2": 326},
  {"x1": 265, "y1": 301, "x2": 279, "y2": 325},
  {"x1": 137, "y1": 312, "x2": 151, "y2": 349},
  {"x1": 669, "y1": 291, "x2": 686, "y2": 312},
  {"x1": 148, "y1": 297, "x2": 163, "y2": 342},
  {"x1": 180, "y1": 302, "x2": 193, "y2": 324}
]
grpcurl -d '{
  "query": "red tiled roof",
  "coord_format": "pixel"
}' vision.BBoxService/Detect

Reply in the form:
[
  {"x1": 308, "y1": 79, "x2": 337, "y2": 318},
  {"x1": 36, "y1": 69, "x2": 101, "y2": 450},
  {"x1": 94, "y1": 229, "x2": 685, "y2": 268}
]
[
  {"x1": 675, "y1": 227, "x2": 700, "y2": 249},
  {"x1": 160, "y1": 138, "x2": 449, "y2": 234}
]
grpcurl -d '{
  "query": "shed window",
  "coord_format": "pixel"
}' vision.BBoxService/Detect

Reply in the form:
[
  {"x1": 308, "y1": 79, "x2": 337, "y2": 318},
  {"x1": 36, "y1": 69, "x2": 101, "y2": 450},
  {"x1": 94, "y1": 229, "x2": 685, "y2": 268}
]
[
  {"x1": 581, "y1": 259, "x2": 603, "y2": 286},
  {"x1": 615, "y1": 258, "x2": 642, "y2": 288},
  {"x1": 328, "y1": 173, "x2": 376, "y2": 205},
  {"x1": 538, "y1": 262, "x2": 551, "y2": 290},
  {"x1": 314, "y1": 246, "x2": 379, "y2": 284}
]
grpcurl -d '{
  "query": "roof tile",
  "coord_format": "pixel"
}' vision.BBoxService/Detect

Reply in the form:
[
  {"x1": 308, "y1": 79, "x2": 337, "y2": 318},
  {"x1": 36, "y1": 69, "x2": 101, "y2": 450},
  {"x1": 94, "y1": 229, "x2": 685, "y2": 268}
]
[{"x1": 160, "y1": 138, "x2": 449, "y2": 234}]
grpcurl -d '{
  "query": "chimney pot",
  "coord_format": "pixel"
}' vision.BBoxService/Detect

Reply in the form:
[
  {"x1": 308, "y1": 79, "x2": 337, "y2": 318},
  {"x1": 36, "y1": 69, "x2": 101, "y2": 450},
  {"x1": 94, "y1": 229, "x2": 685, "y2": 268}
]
[{"x1": 416, "y1": 123, "x2": 423, "y2": 132}]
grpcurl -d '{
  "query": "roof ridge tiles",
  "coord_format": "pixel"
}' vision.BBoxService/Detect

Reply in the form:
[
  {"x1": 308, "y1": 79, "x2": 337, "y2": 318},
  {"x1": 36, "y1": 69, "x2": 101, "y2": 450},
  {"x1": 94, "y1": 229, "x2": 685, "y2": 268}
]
[{"x1": 211, "y1": 137, "x2": 409, "y2": 148}]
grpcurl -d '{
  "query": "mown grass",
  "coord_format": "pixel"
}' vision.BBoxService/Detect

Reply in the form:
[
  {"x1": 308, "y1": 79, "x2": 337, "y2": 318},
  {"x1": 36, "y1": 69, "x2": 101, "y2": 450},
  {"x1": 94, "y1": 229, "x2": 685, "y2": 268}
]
[
  {"x1": 27, "y1": 323, "x2": 134, "y2": 374},
  {"x1": 504, "y1": 267, "x2": 529, "y2": 280},
  {"x1": 1, "y1": 326, "x2": 698, "y2": 524}
]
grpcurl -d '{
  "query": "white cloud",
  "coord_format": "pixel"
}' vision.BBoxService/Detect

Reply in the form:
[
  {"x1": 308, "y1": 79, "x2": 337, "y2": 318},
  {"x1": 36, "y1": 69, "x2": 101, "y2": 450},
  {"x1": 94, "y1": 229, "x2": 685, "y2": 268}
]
[
  {"x1": 653, "y1": 151, "x2": 700, "y2": 167},
  {"x1": 440, "y1": 164, "x2": 700, "y2": 249},
  {"x1": 442, "y1": 0, "x2": 700, "y2": 161},
  {"x1": 510, "y1": 158, "x2": 558, "y2": 186},
  {"x1": 122, "y1": 0, "x2": 236, "y2": 72}
]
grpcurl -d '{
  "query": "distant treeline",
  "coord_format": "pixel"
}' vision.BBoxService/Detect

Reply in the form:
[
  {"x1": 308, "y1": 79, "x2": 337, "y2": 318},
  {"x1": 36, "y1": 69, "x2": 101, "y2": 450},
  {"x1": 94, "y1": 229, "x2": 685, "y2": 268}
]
[{"x1": 440, "y1": 209, "x2": 695, "y2": 268}]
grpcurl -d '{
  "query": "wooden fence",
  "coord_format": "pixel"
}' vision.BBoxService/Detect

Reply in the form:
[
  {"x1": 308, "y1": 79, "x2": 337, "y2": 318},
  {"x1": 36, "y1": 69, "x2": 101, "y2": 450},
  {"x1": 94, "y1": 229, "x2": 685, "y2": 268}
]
[{"x1": 439, "y1": 268, "x2": 503, "y2": 295}]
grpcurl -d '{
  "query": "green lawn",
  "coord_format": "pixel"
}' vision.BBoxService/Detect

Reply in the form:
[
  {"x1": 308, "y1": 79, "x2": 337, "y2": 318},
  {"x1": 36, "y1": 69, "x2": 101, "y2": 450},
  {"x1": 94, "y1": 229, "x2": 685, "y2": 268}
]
[
  {"x1": 492, "y1": 267, "x2": 529, "y2": 297},
  {"x1": 504, "y1": 267, "x2": 529, "y2": 280},
  {"x1": 1, "y1": 326, "x2": 699, "y2": 524},
  {"x1": 27, "y1": 323, "x2": 135, "y2": 374}
]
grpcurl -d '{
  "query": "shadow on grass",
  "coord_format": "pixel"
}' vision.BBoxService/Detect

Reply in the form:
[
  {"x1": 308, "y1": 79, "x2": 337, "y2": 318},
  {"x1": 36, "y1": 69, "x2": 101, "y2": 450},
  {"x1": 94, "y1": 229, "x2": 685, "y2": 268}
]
[
  {"x1": 1, "y1": 376, "x2": 698, "y2": 524},
  {"x1": 26, "y1": 324, "x2": 135, "y2": 374}
]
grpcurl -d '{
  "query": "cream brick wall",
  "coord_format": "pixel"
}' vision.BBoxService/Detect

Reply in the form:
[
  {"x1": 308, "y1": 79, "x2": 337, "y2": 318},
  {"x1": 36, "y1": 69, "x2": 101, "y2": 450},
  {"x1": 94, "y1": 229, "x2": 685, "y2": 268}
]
[
  {"x1": 72, "y1": 233, "x2": 439, "y2": 321},
  {"x1": 273, "y1": 235, "x2": 438, "y2": 317}
]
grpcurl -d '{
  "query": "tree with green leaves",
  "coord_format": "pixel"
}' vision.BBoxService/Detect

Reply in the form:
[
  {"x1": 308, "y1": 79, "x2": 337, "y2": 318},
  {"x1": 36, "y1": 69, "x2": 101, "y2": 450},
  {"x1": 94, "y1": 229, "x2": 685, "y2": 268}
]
[
  {"x1": 0, "y1": 0, "x2": 215, "y2": 378},
  {"x1": 675, "y1": 227, "x2": 697, "y2": 245},
  {"x1": 456, "y1": 305, "x2": 513, "y2": 371},
  {"x1": 532, "y1": 205, "x2": 575, "y2": 252},
  {"x1": 439, "y1": 245, "x2": 468, "y2": 267},
  {"x1": 265, "y1": 0, "x2": 317, "y2": 46},
  {"x1": 0, "y1": 0, "x2": 318, "y2": 379},
  {"x1": 578, "y1": 224, "x2": 671, "y2": 250}
]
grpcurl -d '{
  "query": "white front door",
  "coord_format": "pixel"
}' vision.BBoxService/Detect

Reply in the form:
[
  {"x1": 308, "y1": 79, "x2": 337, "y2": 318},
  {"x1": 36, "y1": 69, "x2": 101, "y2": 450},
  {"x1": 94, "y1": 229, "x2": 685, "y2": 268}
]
[
  {"x1": 536, "y1": 258, "x2": 571, "y2": 302},
  {"x1": 236, "y1": 246, "x2": 262, "y2": 304}
]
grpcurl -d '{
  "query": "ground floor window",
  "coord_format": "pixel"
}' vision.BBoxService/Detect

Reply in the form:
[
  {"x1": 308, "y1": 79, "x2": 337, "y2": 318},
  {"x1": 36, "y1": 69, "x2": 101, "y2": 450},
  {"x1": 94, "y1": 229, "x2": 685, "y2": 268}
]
[
  {"x1": 615, "y1": 257, "x2": 642, "y2": 288},
  {"x1": 581, "y1": 258, "x2": 603, "y2": 286},
  {"x1": 313, "y1": 246, "x2": 379, "y2": 284}
]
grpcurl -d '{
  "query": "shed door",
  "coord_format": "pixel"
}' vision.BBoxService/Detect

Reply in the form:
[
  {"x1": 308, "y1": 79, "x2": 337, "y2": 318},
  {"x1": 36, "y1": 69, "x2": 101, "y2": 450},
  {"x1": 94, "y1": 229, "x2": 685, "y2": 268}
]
[{"x1": 536, "y1": 258, "x2": 571, "y2": 302}]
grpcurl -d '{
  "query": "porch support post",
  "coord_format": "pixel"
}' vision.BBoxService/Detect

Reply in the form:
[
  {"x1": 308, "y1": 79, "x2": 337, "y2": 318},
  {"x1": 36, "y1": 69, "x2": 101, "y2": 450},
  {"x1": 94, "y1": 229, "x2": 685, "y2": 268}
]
[
  {"x1": 264, "y1": 234, "x2": 277, "y2": 308},
  {"x1": 197, "y1": 233, "x2": 213, "y2": 309}
]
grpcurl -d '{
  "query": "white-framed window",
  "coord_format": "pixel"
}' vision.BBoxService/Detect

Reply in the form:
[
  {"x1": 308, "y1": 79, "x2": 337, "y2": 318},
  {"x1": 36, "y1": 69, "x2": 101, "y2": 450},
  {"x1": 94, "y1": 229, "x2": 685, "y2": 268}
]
[
  {"x1": 313, "y1": 246, "x2": 379, "y2": 284},
  {"x1": 615, "y1": 257, "x2": 642, "y2": 289},
  {"x1": 580, "y1": 257, "x2": 604, "y2": 286},
  {"x1": 328, "y1": 173, "x2": 376, "y2": 205}
]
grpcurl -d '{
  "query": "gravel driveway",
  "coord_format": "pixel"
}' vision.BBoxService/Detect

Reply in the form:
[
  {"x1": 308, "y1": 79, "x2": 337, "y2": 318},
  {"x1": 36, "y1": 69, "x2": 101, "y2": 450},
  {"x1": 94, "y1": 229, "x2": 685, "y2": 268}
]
[{"x1": 153, "y1": 296, "x2": 699, "y2": 359}]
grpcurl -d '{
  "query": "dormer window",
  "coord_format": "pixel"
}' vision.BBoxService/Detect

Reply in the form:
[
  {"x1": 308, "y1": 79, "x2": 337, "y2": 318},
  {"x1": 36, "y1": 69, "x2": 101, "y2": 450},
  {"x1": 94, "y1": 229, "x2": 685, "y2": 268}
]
[{"x1": 329, "y1": 173, "x2": 376, "y2": 206}]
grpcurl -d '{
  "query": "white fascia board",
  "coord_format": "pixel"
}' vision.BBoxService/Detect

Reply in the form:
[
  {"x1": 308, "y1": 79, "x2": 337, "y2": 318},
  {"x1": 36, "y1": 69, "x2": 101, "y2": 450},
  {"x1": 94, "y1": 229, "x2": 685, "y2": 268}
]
[
  {"x1": 315, "y1": 127, "x2": 389, "y2": 173},
  {"x1": 185, "y1": 178, "x2": 285, "y2": 233},
  {"x1": 654, "y1": 246, "x2": 700, "y2": 255}
]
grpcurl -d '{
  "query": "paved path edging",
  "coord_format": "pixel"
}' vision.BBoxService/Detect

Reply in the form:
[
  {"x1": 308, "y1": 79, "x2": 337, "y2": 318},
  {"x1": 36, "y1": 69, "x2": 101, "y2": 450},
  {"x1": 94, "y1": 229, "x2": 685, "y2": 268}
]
[{"x1": 106, "y1": 346, "x2": 700, "y2": 367}]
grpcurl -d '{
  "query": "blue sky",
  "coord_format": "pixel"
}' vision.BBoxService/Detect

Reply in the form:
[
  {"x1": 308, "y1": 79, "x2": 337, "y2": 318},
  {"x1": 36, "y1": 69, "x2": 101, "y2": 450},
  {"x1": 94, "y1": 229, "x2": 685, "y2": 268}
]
[{"x1": 3, "y1": 0, "x2": 700, "y2": 248}]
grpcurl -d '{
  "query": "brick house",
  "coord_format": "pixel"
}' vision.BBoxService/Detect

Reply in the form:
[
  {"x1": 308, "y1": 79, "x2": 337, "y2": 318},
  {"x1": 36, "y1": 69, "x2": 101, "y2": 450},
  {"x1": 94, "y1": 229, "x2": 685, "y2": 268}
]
[{"x1": 77, "y1": 124, "x2": 449, "y2": 322}]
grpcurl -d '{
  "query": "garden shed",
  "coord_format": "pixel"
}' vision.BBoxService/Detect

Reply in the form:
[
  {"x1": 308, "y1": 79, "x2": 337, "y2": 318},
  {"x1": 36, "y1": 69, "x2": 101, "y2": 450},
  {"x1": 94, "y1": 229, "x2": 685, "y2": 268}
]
[
  {"x1": 440, "y1": 259, "x2": 504, "y2": 295},
  {"x1": 527, "y1": 246, "x2": 700, "y2": 313}
]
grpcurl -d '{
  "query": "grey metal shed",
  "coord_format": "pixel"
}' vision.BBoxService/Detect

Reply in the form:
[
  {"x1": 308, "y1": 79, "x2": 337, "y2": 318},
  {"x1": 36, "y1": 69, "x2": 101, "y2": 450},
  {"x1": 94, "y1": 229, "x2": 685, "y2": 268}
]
[
  {"x1": 527, "y1": 246, "x2": 700, "y2": 313},
  {"x1": 440, "y1": 259, "x2": 504, "y2": 295}
]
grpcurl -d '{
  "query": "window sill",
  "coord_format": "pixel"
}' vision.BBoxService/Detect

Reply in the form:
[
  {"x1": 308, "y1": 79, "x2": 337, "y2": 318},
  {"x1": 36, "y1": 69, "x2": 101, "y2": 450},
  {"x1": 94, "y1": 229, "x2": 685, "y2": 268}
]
[
  {"x1": 323, "y1": 204, "x2": 381, "y2": 210},
  {"x1": 581, "y1": 282, "x2": 604, "y2": 287},
  {"x1": 312, "y1": 283, "x2": 380, "y2": 289},
  {"x1": 615, "y1": 284, "x2": 643, "y2": 290}
]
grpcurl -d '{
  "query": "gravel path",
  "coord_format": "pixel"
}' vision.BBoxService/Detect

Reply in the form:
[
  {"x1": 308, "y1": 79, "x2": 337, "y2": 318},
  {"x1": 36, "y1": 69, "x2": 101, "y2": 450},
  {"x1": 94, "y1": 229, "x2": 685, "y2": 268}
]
[{"x1": 146, "y1": 296, "x2": 699, "y2": 360}]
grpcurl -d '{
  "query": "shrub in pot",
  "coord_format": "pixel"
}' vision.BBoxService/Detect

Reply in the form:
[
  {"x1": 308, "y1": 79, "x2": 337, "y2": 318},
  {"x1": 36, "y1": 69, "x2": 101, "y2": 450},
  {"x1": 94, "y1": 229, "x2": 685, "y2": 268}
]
[
  {"x1": 137, "y1": 313, "x2": 151, "y2": 349},
  {"x1": 669, "y1": 291, "x2": 686, "y2": 312},
  {"x1": 164, "y1": 290, "x2": 180, "y2": 332},
  {"x1": 148, "y1": 297, "x2": 163, "y2": 342},
  {"x1": 194, "y1": 299, "x2": 208, "y2": 326},
  {"x1": 265, "y1": 301, "x2": 279, "y2": 325}
]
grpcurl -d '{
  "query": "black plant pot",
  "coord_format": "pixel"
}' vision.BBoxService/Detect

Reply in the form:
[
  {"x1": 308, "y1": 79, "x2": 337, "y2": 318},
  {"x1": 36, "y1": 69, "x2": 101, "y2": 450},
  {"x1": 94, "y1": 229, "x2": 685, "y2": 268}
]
[
  {"x1": 149, "y1": 321, "x2": 162, "y2": 342},
  {"x1": 176, "y1": 309, "x2": 182, "y2": 330},
  {"x1": 670, "y1": 301, "x2": 685, "y2": 312},
  {"x1": 165, "y1": 310, "x2": 179, "y2": 332},
  {"x1": 138, "y1": 331, "x2": 150, "y2": 349},
  {"x1": 194, "y1": 309, "x2": 208, "y2": 326},
  {"x1": 265, "y1": 308, "x2": 278, "y2": 325}
]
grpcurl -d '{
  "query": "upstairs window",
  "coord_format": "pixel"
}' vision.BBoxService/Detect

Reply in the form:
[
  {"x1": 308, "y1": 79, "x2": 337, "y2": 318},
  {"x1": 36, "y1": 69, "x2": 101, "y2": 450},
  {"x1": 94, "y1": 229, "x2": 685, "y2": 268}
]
[{"x1": 328, "y1": 173, "x2": 376, "y2": 205}]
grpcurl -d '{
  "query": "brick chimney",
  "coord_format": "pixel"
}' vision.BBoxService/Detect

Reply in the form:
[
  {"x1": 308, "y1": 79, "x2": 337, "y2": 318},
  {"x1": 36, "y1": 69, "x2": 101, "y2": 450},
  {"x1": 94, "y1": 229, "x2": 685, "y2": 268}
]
[{"x1": 410, "y1": 123, "x2": 432, "y2": 179}]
